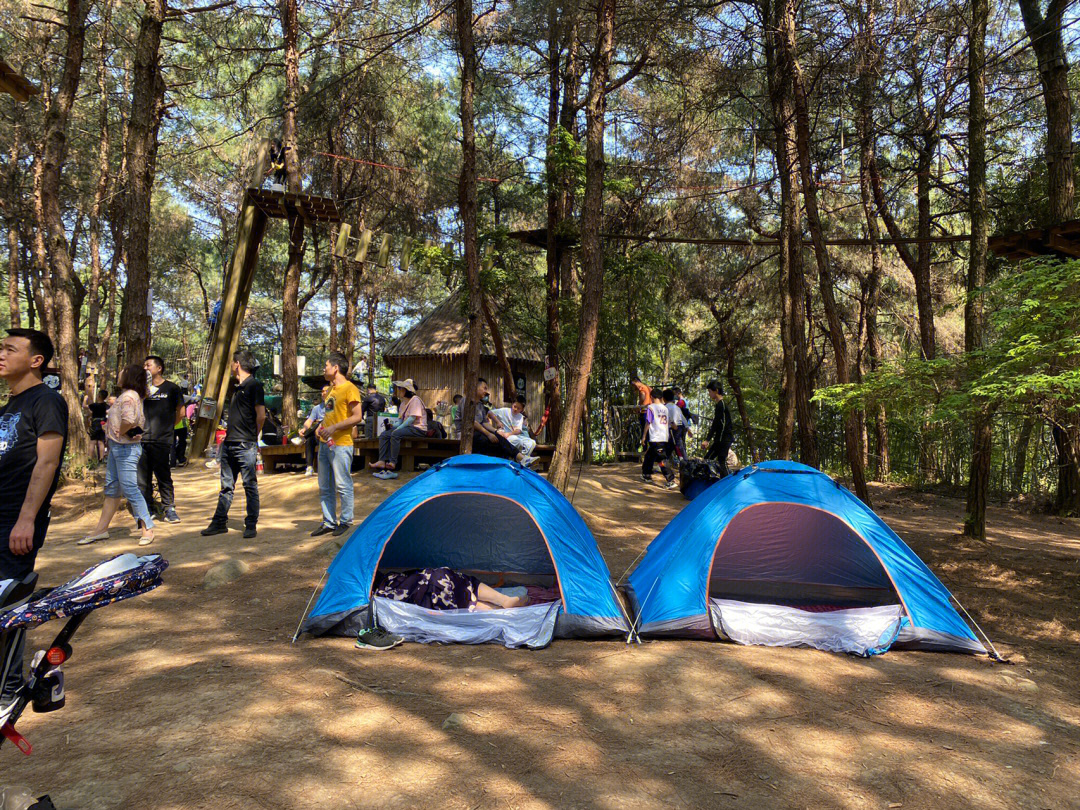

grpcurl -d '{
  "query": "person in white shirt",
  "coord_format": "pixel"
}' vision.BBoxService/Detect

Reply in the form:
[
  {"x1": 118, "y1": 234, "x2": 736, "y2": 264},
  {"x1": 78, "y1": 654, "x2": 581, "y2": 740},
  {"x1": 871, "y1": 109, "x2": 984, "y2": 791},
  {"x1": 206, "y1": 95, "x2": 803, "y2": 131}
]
[
  {"x1": 663, "y1": 388, "x2": 688, "y2": 463},
  {"x1": 641, "y1": 387, "x2": 676, "y2": 488},
  {"x1": 490, "y1": 395, "x2": 536, "y2": 457}
]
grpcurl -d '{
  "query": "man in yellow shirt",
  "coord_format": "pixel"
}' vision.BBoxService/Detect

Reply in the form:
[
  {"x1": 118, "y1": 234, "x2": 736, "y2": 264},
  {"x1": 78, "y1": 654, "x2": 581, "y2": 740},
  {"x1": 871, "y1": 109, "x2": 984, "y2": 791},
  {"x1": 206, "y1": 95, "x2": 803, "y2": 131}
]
[{"x1": 312, "y1": 352, "x2": 363, "y2": 537}]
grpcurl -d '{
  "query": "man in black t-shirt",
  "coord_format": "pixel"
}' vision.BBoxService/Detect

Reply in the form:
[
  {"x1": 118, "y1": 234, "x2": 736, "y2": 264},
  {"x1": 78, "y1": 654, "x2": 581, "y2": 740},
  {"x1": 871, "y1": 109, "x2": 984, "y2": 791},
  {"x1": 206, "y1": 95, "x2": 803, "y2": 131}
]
[
  {"x1": 703, "y1": 379, "x2": 735, "y2": 476},
  {"x1": 0, "y1": 328, "x2": 68, "y2": 701},
  {"x1": 140, "y1": 355, "x2": 184, "y2": 524},
  {"x1": 361, "y1": 384, "x2": 386, "y2": 439},
  {"x1": 202, "y1": 350, "x2": 265, "y2": 539}
]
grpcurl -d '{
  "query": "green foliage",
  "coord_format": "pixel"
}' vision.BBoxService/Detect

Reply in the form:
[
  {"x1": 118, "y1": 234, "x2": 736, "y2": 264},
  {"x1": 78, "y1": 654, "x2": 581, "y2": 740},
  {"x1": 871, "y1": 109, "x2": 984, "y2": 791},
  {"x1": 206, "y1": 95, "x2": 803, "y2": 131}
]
[{"x1": 546, "y1": 126, "x2": 585, "y2": 196}]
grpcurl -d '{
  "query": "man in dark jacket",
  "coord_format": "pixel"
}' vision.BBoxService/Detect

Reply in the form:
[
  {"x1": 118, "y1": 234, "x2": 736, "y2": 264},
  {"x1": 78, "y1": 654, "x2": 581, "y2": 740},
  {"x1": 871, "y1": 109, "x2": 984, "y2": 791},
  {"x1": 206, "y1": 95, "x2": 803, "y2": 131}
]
[{"x1": 703, "y1": 379, "x2": 734, "y2": 475}]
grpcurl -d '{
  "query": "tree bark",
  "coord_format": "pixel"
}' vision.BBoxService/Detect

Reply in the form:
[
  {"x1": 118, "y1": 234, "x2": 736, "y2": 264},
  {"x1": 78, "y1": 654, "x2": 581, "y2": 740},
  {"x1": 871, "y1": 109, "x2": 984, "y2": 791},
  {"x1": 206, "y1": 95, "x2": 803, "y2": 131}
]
[
  {"x1": 547, "y1": 0, "x2": 616, "y2": 490},
  {"x1": 5, "y1": 120, "x2": 20, "y2": 329},
  {"x1": 120, "y1": 0, "x2": 166, "y2": 362},
  {"x1": 1018, "y1": 0, "x2": 1075, "y2": 222},
  {"x1": 457, "y1": 0, "x2": 482, "y2": 455},
  {"x1": 365, "y1": 292, "x2": 378, "y2": 386},
  {"x1": 779, "y1": 0, "x2": 867, "y2": 501},
  {"x1": 36, "y1": 0, "x2": 91, "y2": 469},
  {"x1": 963, "y1": 0, "x2": 991, "y2": 540},
  {"x1": 280, "y1": 0, "x2": 305, "y2": 431},
  {"x1": 481, "y1": 293, "x2": 516, "y2": 402},
  {"x1": 86, "y1": 0, "x2": 113, "y2": 363},
  {"x1": 725, "y1": 343, "x2": 758, "y2": 462}
]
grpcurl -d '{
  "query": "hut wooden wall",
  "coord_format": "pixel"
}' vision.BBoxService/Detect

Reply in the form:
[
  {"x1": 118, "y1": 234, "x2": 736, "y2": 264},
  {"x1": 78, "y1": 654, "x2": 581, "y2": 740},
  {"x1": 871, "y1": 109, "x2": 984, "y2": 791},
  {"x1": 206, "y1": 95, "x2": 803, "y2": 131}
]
[{"x1": 387, "y1": 355, "x2": 546, "y2": 441}]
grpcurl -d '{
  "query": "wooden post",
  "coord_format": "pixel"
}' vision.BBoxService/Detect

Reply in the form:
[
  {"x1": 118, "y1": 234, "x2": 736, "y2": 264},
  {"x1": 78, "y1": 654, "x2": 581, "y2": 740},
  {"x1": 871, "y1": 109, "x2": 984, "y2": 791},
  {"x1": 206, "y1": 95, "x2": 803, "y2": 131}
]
[
  {"x1": 190, "y1": 193, "x2": 270, "y2": 458},
  {"x1": 353, "y1": 229, "x2": 373, "y2": 263},
  {"x1": 333, "y1": 222, "x2": 351, "y2": 257},
  {"x1": 249, "y1": 138, "x2": 271, "y2": 189},
  {"x1": 399, "y1": 237, "x2": 414, "y2": 271},
  {"x1": 376, "y1": 233, "x2": 392, "y2": 268}
]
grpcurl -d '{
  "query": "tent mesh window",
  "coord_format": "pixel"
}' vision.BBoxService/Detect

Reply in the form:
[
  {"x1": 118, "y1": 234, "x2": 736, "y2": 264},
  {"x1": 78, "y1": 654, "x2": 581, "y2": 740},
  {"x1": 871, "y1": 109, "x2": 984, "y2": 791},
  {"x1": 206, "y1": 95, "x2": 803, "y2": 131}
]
[
  {"x1": 377, "y1": 493, "x2": 559, "y2": 590},
  {"x1": 708, "y1": 503, "x2": 900, "y2": 610}
]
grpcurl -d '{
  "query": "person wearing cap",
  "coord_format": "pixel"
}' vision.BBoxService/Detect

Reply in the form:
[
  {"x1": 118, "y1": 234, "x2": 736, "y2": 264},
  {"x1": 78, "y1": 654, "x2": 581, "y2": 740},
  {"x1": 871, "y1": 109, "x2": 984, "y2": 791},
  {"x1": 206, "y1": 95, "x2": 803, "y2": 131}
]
[
  {"x1": 370, "y1": 379, "x2": 427, "y2": 479},
  {"x1": 703, "y1": 379, "x2": 734, "y2": 475}
]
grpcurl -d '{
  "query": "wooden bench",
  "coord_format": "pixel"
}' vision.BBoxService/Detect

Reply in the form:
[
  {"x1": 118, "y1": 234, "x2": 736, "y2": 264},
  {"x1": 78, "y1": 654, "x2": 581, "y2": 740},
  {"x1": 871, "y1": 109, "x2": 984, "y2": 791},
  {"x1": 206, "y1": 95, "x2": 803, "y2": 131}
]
[
  {"x1": 260, "y1": 442, "x2": 307, "y2": 473},
  {"x1": 354, "y1": 437, "x2": 554, "y2": 472}
]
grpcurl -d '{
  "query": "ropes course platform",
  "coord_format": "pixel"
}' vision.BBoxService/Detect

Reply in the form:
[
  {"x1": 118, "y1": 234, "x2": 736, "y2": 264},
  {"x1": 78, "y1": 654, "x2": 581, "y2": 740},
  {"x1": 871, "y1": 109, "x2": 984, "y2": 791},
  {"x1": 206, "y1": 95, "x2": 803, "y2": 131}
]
[
  {"x1": 988, "y1": 219, "x2": 1080, "y2": 261},
  {"x1": 244, "y1": 187, "x2": 340, "y2": 224}
]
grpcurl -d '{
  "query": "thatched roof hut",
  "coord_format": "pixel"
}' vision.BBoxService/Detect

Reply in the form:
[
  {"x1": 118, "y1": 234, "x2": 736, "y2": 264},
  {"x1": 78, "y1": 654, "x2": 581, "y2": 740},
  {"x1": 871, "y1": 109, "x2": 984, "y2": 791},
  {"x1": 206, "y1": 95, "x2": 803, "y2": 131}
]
[{"x1": 384, "y1": 290, "x2": 546, "y2": 436}]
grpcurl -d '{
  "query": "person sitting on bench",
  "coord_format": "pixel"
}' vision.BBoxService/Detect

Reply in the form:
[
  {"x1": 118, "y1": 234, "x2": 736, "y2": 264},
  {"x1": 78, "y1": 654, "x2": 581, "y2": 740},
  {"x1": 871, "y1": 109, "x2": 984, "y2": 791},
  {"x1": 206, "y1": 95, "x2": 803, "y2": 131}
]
[
  {"x1": 370, "y1": 379, "x2": 427, "y2": 479},
  {"x1": 491, "y1": 394, "x2": 536, "y2": 457},
  {"x1": 471, "y1": 379, "x2": 537, "y2": 468}
]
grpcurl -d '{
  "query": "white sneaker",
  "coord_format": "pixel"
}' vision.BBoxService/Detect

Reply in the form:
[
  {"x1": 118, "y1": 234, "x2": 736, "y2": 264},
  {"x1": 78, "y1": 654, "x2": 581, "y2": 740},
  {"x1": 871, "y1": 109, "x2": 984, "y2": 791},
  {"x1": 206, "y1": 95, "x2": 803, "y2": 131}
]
[
  {"x1": 304, "y1": 466, "x2": 314, "y2": 477},
  {"x1": 520, "y1": 456, "x2": 538, "y2": 469},
  {"x1": 206, "y1": 459, "x2": 218, "y2": 469}
]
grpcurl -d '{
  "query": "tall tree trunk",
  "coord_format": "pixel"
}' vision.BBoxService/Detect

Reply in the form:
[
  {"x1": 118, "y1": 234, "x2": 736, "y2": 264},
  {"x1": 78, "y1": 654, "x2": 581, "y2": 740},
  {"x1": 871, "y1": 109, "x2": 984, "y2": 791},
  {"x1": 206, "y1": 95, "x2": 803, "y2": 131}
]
[
  {"x1": 1018, "y1": 0, "x2": 1075, "y2": 222},
  {"x1": 1011, "y1": 418, "x2": 1034, "y2": 493},
  {"x1": 912, "y1": 136, "x2": 937, "y2": 360},
  {"x1": 457, "y1": 0, "x2": 482, "y2": 454},
  {"x1": 120, "y1": 0, "x2": 166, "y2": 361},
  {"x1": 365, "y1": 292, "x2": 378, "y2": 386},
  {"x1": 481, "y1": 293, "x2": 516, "y2": 402},
  {"x1": 764, "y1": 0, "x2": 795, "y2": 459},
  {"x1": 5, "y1": 121, "x2": 20, "y2": 329},
  {"x1": 280, "y1": 0, "x2": 305, "y2": 431},
  {"x1": 328, "y1": 230, "x2": 339, "y2": 353},
  {"x1": 725, "y1": 344, "x2": 758, "y2": 462},
  {"x1": 547, "y1": 0, "x2": 615, "y2": 489},
  {"x1": 86, "y1": 0, "x2": 113, "y2": 363},
  {"x1": 36, "y1": 0, "x2": 91, "y2": 469},
  {"x1": 855, "y1": 0, "x2": 889, "y2": 480},
  {"x1": 963, "y1": 0, "x2": 991, "y2": 540},
  {"x1": 779, "y1": 0, "x2": 868, "y2": 501},
  {"x1": 342, "y1": 260, "x2": 359, "y2": 365}
]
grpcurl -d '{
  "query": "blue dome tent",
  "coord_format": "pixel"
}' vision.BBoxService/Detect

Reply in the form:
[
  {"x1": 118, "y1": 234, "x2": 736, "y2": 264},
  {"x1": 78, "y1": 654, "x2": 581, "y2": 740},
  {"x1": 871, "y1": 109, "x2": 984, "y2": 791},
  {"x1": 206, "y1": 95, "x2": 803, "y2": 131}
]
[
  {"x1": 300, "y1": 455, "x2": 629, "y2": 647},
  {"x1": 626, "y1": 461, "x2": 990, "y2": 656}
]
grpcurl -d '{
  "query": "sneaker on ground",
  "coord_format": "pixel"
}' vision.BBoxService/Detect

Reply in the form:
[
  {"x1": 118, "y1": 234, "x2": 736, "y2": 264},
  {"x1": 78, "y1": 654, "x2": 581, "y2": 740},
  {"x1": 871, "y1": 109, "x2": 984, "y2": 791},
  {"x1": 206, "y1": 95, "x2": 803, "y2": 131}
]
[
  {"x1": 205, "y1": 459, "x2": 218, "y2": 469},
  {"x1": 310, "y1": 524, "x2": 335, "y2": 537},
  {"x1": 304, "y1": 466, "x2": 314, "y2": 477},
  {"x1": 200, "y1": 524, "x2": 227, "y2": 536},
  {"x1": 332, "y1": 523, "x2": 353, "y2": 537},
  {"x1": 520, "y1": 456, "x2": 538, "y2": 468},
  {"x1": 355, "y1": 627, "x2": 404, "y2": 651},
  {"x1": 242, "y1": 527, "x2": 257, "y2": 539},
  {"x1": 665, "y1": 479, "x2": 679, "y2": 490},
  {"x1": 640, "y1": 473, "x2": 652, "y2": 482},
  {"x1": 164, "y1": 508, "x2": 181, "y2": 524},
  {"x1": 374, "y1": 470, "x2": 398, "y2": 479}
]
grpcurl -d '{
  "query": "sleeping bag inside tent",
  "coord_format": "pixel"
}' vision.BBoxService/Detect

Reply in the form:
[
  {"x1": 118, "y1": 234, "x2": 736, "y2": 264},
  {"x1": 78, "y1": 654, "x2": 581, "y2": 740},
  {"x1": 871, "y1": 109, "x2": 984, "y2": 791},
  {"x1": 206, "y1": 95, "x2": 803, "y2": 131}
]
[
  {"x1": 300, "y1": 455, "x2": 629, "y2": 648},
  {"x1": 625, "y1": 461, "x2": 988, "y2": 656}
]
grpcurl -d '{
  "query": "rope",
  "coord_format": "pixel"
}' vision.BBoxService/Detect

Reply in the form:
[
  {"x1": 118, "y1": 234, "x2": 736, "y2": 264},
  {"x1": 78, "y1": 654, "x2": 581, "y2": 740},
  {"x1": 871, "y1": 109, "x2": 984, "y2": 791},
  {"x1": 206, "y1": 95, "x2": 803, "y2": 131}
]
[
  {"x1": 291, "y1": 567, "x2": 329, "y2": 643},
  {"x1": 950, "y1": 594, "x2": 1010, "y2": 664},
  {"x1": 315, "y1": 150, "x2": 502, "y2": 185}
]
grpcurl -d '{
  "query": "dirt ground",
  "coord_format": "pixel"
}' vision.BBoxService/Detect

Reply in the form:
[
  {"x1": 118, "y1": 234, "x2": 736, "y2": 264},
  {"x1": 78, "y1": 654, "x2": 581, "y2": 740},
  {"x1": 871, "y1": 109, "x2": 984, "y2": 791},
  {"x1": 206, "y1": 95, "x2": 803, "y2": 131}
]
[{"x1": 3, "y1": 461, "x2": 1078, "y2": 809}]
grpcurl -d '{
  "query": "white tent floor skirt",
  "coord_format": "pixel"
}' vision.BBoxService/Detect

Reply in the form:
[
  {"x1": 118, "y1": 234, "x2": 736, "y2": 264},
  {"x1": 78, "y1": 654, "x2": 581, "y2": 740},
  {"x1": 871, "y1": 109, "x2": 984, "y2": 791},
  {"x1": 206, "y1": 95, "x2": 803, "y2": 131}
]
[
  {"x1": 373, "y1": 597, "x2": 561, "y2": 649},
  {"x1": 709, "y1": 598, "x2": 905, "y2": 656}
]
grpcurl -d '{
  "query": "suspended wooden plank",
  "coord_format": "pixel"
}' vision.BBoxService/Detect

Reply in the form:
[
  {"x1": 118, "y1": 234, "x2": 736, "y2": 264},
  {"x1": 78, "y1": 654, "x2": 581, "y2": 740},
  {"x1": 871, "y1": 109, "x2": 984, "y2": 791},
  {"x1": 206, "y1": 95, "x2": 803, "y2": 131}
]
[
  {"x1": 353, "y1": 229, "x2": 373, "y2": 263},
  {"x1": 376, "y1": 233, "x2": 392, "y2": 268},
  {"x1": 333, "y1": 223, "x2": 352, "y2": 258},
  {"x1": 399, "y1": 237, "x2": 415, "y2": 272}
]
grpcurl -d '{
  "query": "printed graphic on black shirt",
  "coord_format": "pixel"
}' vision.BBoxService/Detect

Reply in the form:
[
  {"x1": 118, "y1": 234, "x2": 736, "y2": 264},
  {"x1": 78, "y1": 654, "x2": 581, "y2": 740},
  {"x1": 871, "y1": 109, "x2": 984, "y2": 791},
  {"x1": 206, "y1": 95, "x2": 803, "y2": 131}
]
[{"x1": 0, "y1": 383, "x2": 69, "y2": 533}]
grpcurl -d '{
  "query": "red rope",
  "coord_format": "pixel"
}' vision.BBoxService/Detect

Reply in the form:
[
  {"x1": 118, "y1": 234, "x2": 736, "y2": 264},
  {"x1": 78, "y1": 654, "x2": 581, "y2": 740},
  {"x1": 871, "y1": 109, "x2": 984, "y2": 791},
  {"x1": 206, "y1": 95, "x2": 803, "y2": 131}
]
[{"x1": 315, "y1": 151, "x2": 501, "y2": 184}]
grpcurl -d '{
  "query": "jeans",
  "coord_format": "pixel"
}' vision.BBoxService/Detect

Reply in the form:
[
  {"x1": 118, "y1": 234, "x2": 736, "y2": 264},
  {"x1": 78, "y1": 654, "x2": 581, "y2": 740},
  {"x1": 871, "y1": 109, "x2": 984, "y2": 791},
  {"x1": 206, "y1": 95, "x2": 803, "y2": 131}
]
[
  {"x1": 106, "y1": 442, "x2": 155, "y2": 529},
  {"x1": 210, "y1": 442, "x2": 259, "y2": 529},
  {"x1": 670, "y1": 424, "x2": 687, "y2": 461},
  {"x1": 378, "y1": 425, "x2": 427, "y2": 467},
  {"x1": 138, "y1": 440, "x2": 175, "y2": 510},
  {"x1": 318, "y1": 443, "x2": 355, "y2": 526},
  {"x1": 173, "y1": 426, "x2": 188, "y2": 465}
]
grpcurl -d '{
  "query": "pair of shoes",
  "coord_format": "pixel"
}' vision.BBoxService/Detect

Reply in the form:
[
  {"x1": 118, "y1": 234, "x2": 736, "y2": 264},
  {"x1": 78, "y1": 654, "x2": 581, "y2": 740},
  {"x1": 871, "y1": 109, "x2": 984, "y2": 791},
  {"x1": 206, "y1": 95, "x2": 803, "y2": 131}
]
[
  {"x1": 311, "y1": 524, "x2": 335, "y2": 537},
  {"x1": 355, "y1": 627, "x2": 404, "y2": 651},
  {"x1": 665, "y1": 479, "x2": 679, "y2": 490},
  {"x1": 243, "y1": 527, "x2": 257, "y2": 539},
  {"x1": 304, "y1": 466, "x2": 314, "y2": 477},
  {"x1": 164, "y1": 508, "x2": 181, "y2": 524},
  {"x1": 520, "y1": 456, "x2": 538, "y2": 469},
  {"x1": 77, "y1": 531, "x2": 109, "y2": 546},
  {"x1": 200, "y1": 524, "x2": 227, "y2": 536},
  {"x1": 138, "y1": 532, "x2": 155, "y2": 546},
  {"x1": 332, "y1": 523, "x2": 352, "y2": 537},
  {"x1": 373, "y1": 470, "x2": 398, "y2": 480}
]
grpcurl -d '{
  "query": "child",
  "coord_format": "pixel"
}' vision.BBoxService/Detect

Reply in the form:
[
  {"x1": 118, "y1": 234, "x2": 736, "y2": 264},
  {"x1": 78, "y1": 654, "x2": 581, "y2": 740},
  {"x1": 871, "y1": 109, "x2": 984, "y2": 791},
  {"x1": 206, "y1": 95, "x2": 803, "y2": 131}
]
[
  {"x1": 641, "y1": 388, "x2": 676, "y2": 489},
  {"x1": 663, "y1": 388, "x2": 687, "y2": 462},
  {"x1": 450, "y1": 394, "x2": 463, "y2": 438}
]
